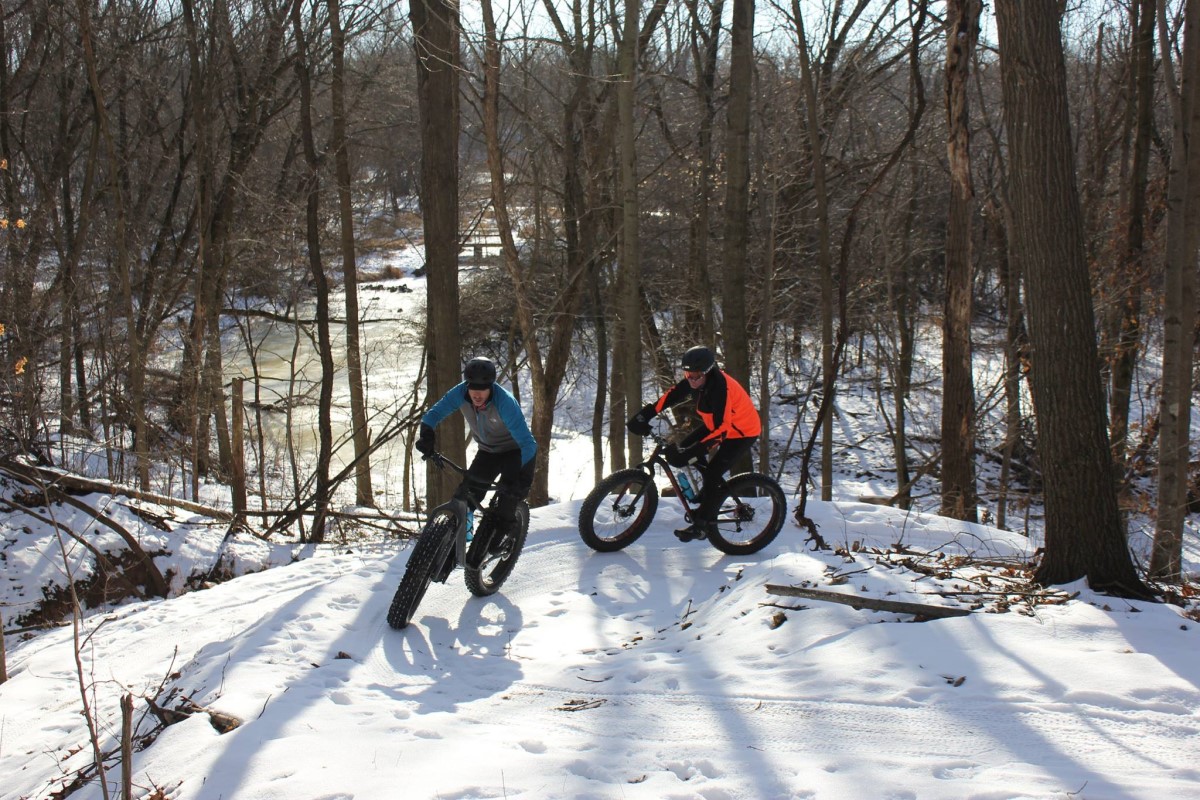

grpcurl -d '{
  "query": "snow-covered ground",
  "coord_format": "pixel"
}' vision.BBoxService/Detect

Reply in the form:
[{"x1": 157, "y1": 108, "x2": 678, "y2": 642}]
[
  {"x1": 4, "y1": 499, "x2": 1198, "y2": 800},
  {"x1": 2, "y1": 247, "x2": 1198, "y2": 799}
]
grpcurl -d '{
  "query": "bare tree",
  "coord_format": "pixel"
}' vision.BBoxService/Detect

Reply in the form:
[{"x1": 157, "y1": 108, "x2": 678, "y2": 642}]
[
  {"x1": 1151, "y1": 0, "x2": 1200, "y2": 583},
  {"x1": 411, "y1": 0, "x2": 465, "y2": 506},
  {"x1": 77, "y1": 0, "x2": 150, "y2": 490},
  {"x1": 683, "y1": 0, "x2": 723, "y2": 345},
  {"x1": 995, "y1": 0, "x2": 1150, "y2": 597},
  {"x1": 329, "y1": 0, "x2": 374, "y2": 507},
  {"x1": 617, "y1": 0, "x2": 643, "y2": 468},
  {"x1": 789, "y1": 0, "x2": 836, "y2": 500},
  {"x1": 179, "y1": 0, "x2": 297, "y2": 489},
  {"x1": 940, "y1": 0, "x2": 979, "y2": 521},
  {"x1": 291, "y1": 0, "x2": 335, "y2": 541},
  {"x1": 1106, "y1": 0, "x2": 1158, "y2": 471},
  {"x1": 721, "y1": 0, "x2": 754, "y2": 400}
]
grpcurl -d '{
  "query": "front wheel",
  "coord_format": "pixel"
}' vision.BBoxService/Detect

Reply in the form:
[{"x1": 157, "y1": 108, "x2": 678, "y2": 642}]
[
  {"x1": 464, "y1": 502, "x2": 529, "y2": 597},
  {"x1": 578, "y1": 469, "x2": 659, "y2": 552},
  {"x1": 707, "y1": 473, "x2": 786, "y2": 556},
  {"x1": 387, "y1": 511, "x2": 456, "y2": 629}
]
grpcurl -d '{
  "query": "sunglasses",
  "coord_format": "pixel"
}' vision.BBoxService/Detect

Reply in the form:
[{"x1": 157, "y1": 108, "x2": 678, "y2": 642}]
[{"x1": 683, "y1": 369, "x2": 705, "y2": 379}]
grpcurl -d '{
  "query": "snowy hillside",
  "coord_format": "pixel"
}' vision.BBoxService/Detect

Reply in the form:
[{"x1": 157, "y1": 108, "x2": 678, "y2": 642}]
[{"x1": 3, "y1": 498, "x2": 1198, "y2": 800}]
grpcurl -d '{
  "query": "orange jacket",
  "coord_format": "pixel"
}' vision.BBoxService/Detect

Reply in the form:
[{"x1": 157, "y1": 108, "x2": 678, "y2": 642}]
[{"x1": 653, "y1": 369, "x2": 761, "y2": 443}]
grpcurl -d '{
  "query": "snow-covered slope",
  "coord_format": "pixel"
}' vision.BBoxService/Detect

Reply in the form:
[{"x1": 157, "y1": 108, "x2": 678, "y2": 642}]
[{"x1": 3, "y1": 499, "x2": 1198, "y2": 800}]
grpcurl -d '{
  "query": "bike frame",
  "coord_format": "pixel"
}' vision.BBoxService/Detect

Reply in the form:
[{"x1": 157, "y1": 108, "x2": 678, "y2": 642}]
[
  {"x1": 635, "y1": 431, "x2": 705, "y2": 524},
  {"x1": 425, "y1": 453, "x2": 510, "y2": 569}
]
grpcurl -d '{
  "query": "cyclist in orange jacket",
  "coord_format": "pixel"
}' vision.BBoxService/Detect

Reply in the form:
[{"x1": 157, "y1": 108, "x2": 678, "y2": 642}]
[{"x1": 626, "y1": 346, "x2": 762, "y2": 541}]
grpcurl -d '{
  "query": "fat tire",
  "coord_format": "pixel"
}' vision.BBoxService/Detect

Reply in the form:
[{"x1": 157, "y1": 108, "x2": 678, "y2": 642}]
[
  {"x1": 706, "y1": 472, "x2": 786, "y2": 556},
  {"x1": 578, "y1": 469, "x2": 658, "y2": 552},
  {"x1": 387, "y1": 513, "x2": 456, "y2": 629},
  {"x1": 464, "y1": 502, "x2": 529, "y2": 597}
]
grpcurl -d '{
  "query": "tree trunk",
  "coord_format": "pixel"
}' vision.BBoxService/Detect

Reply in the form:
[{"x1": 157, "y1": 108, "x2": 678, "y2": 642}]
[
  {"x1": 591, "y1": 275, "x2": 609, "y2": 483},
  {"x1": 329, "y1": 0, "x2": 374, "y2": 507},
  {"x1": 994, "y1": 0, "x2": 1150, "y2": 598},
  {"x1": 57, "y1": 114, "x2": 100, "y2": 439},
  {"x1": 411, "y1": 0, "x2": 464, "y2": 507},
  {"x1": 77, "y1": 0, "x2": 149, "y2": 490},
  {"x1": 179, "y1": 0, "x2": 214, "y2": 494},
  {"x1": 888, "y1": 161, "x2": 920, "y2": 511},
  {"x1": 791, "y1": 1, "x2": 836, "y2": 501},
  {"x1": 291, "y1": 0, "x2": 334, "y2": 542},
  {"x1": 479, "y1": 0, "x2": 602, "y2": 506},
  {"x1": 1108, "y1": 0, "x2": 1156, "y2": 471},
  {"x1": 758, "y1": 178, "x2": 778, "y2": 473},
  {"x1": 685, "y1": 0, "x2": 723, "y2": 345},
  {"x1": 993, "y1": 193, "x2": 1026, "y2": 533},
  {"x1": 1151, "y1": 0, "x2": 1200, "y2": 583},
  {"x1": 722, "y1": 0, "x2": 754, "y2": 404},
  {"x1": 940, "y1": 0, "x2": 979, "y2": 522},
  {"x1": 618, "y1": 0, "x2": 643, "y2": 469}
]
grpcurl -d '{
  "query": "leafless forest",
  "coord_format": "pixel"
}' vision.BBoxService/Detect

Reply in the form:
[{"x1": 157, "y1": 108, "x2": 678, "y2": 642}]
[{"x1": 0, "y1": 1, "x2": 1195, "y2": 594}]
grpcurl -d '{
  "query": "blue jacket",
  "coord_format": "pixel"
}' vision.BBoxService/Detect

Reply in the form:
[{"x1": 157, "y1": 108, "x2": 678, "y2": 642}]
[{"x1": 422, "y1": 381, "x2": 537, "y2": 466}]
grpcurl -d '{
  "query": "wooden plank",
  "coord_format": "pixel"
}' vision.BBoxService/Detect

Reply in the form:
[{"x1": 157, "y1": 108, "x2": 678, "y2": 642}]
[{"x1": 764, "y1": 584, "x2": 972, "y2": 618}]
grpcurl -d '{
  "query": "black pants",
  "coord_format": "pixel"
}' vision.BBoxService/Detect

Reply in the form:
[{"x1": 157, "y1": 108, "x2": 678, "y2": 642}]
[
  {"x1": 462, "y1": 448, "x2": 525, "y2": 522},
  {"x1": 694, "y1": 436, "x2": 755, "y2": 522}
]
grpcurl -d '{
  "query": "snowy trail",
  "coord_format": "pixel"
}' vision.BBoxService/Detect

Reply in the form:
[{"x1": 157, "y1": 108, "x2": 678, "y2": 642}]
[{"x1": 4, "y1": 501, "x2": 1198, "y2": 800}]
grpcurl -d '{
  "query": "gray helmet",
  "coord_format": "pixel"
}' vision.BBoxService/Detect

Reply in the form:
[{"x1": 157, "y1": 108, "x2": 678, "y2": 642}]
[
  {"x1": 680, "y1": 346, "x2": 716, "y2": 373},
  {"x1": 463, "y1": 357, "x2": 497, "y2": 388}
]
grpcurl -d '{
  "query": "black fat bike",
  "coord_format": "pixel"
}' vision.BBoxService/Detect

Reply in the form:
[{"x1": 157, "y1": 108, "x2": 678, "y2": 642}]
[
  {"x1": 387, "y1": 452, "x2": 530, "y2": 629},
  {"x1": 578, "y1": 430, "x2": 786, "y2": 556}
]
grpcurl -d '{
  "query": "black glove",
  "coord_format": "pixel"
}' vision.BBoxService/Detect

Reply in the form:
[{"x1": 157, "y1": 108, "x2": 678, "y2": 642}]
[
  {"x1": 665, "y1": 441, "x2": 705, "y2": 468},
  {"x1": 626, "y1": 403, "x2": 657, "y2": 436},
  {"x1": 516, "y1": 458, "x2": 536, "y2": 498},
  {"x1": 415, "y1": 423, "x2": 435, "y2": 458}
]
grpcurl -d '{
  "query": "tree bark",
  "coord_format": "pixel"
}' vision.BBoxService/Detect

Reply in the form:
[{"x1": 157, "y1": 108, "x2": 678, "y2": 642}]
[
  {"x1": 618, "y1": 0, "x2": 643, "y2": 469},
  {"x1": 994, "y1": 0, "x2": 1150, "y2": 598},
  {"x1": 790, "y1": 0, "x2": 836, "y2": 500},
  {"x1": 684, "y1": 0, "x2": 723, "y2": 346},
  {"x1": 722, "y1": 0, "x2": 754, "y2": 407},
  {"x1": 411, "y1": 0, "x2": 464, "y2": 507},
  {"x1": 1108, "y1": 0, "x2": 1156, "y2": 471},
  {"x1": 941, "y1": 0, "x2": 979, "y2": 522},
  {"x1": 1151, "y1": 0, "x2": 1200, "y2": 582},
  {"x1": 329, "y1": 0, "x2": 374, "y2": 507},
  {"x1": 77, "y1": 0, "x2": 150, "y2": 490},
  {"x1": 291, "y1": 0, "x2": 334, "y2": 542}
]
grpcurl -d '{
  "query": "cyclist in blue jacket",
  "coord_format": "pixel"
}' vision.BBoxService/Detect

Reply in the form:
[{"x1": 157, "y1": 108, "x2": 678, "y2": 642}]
[{"x1": 416, "y1": 357, "x2": 537, "y2": 549}]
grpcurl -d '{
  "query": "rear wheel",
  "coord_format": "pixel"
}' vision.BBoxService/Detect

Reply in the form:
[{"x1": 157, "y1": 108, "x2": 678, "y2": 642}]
[
  {"x1": 387, "y1": 511, "x2": 456, "y2": 629},
  {"x1": 706, "y1": 473, "x2": 786, "y2": 556},
  {"x1": 464, "y1": 502, "x2": 529, "y2": 597},
  {"x1": 578, "y1": 469, "x2": 658, "y2": 552}
]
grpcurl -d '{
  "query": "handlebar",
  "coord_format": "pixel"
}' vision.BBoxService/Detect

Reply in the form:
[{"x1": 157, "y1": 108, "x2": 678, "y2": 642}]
[
  {"x1": 423, "y1": 450, "x2": 467, "y2": 475},
  {"x1": 423, "y1": 451, "x2": 514, "y2": 497}
]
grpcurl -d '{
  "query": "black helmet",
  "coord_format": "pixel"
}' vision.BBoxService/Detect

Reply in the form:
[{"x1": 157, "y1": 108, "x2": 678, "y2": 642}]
[
  {"x1": 680, "y1": 346, "x2": 716, "y2": 373},
  {"x1": 463, "y1": 357, "x2": 497, "y2": 389}
]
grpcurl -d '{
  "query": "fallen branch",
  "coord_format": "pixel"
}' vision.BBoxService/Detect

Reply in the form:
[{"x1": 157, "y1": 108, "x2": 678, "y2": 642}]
[
  {"x1": 934, "y1": 589, "x2": 1077, "y2": 600},
  {"x1": 0, "y1": 470, "x2": 170, "y2": 598},
  {"x1": 0, "y1": 458, "x2": 233, "y2": 522},
  {"x1": 764, "y1": 584, "x2": 971, "y2": 619},
  {"x1": 0, "y1": 498, "x2": 150, "y2": 600}
]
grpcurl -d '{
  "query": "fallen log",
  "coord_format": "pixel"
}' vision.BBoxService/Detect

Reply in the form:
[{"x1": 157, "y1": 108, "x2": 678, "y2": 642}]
[
  {"x1": 0, "y1": 458, "x2": 233, "y2": 521},
  {"x1": 764, "y1": 584, "x2": 972, "y2": 619}
]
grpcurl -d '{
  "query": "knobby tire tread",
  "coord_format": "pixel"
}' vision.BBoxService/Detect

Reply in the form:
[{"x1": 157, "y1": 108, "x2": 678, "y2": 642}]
[
  {"x1": 578, "y1": 469, "x2": 658, "y2": 552},
  {"x1": 387, "y1": 515, "x2": 455, "y2": 629},
  {"x1": 706, "y1": 472, "x2": 787, "y2": 556},
  {"x1": 464, "y1": 502, "x2": 530, "y2": 597}
]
